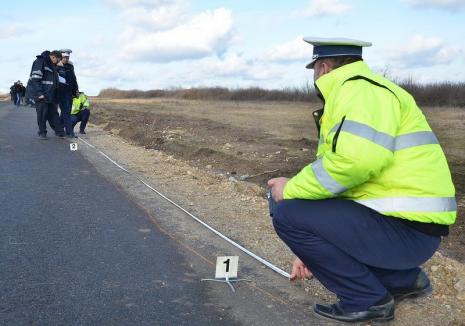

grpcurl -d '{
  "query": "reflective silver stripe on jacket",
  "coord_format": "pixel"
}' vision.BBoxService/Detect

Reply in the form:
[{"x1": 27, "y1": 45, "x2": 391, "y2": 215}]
[
  {"x1": 31, "y1": 75, "x2": 42, "y2": 79},
  {"x1": 329, "y1": 119, "x2": 438, "y2": 151},
  {"x1": 44, "y1": 66, "x2": 53, "y2": 72},
  {"x1": 395, "y1": 132, "x2": 439, "y2": 150},
  {"x1": 32, "y1": 70, "x2": 43, "y2": 76},
  {"x1": 341, "y1": 120, "x2": 395, "y2": 151},
  {"x1": 355, "y1": 197, "x2": 457, "y2": 213},
  {"x1": 312, "y1": 158, "x2": 347, "y2": 195},
  {"x1": 41, "y1": 81, "x2": 54, "y2": 85}
]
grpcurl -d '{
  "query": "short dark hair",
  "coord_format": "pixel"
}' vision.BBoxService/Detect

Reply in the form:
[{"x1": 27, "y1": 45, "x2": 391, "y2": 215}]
[
  {"x1": 50, "y1": 50, "x2": 62, "y2": 59},
  {"x1": 321, "y1": 56, "x2": 362, "y2": 70}
]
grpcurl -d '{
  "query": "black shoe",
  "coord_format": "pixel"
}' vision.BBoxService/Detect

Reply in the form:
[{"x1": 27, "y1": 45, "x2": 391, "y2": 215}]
[
  {"x1": 38, "y1": 133, "x2": 48, "y2": 140},
  {"x1": 389, "y1": 270, "x2": 432, "y2": 302},
  {"x1": 313, "y1": 296, "x2": 394, "y2": 323},
  {"x1": 79, "y1": 130, "x2": 86, "y2": 134},
  {"x1": 55, "y1": 132, "x2": 65, "y2": 138}
]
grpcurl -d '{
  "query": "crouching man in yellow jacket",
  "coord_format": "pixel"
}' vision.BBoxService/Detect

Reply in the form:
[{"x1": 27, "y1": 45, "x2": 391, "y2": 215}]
[
  {"x1": 70, "y1": 92, "x2": 91, "y2": 137},
  {"x1": 268, "y1": 37, "x2": 456, "y2": 323}
]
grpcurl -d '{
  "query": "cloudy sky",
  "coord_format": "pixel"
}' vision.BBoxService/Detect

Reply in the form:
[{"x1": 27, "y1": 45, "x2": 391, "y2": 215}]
[{"x1": 1, "y1": 0, "x2": 464, "y2": 95}]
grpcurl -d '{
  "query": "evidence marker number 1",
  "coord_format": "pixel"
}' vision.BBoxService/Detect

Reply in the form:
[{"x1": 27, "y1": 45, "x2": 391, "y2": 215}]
[
  {"x1": 70, "y1": 143, "x2": 78, "y2": 151},
  {"x1": 201, "y1": 256, "x2": 250, "y2": 292},
  {"x1": 215, "y1": 256, "x2": 239, "y2": 279}
]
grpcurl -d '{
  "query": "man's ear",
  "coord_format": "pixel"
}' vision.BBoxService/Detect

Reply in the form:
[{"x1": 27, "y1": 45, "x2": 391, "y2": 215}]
[{"x1": 321, "y1": 61, "x2": 332, "y2": 75}]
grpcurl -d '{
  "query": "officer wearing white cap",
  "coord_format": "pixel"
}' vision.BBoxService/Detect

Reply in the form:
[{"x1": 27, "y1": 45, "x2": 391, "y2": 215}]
[
  {"x1": 56, "y1": 48, "x2": 79, "y2": 137},
  {"x1": 304, "y1": 37, "x2": 372, "y2": 69},
  {"x1": 268, "y1": 37, "x2": 456, "y2": 323}
]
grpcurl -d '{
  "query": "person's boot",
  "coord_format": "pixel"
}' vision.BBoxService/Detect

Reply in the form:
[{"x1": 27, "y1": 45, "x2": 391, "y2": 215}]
[
  {"x1": 313, "y1": 295, "x2": 394, "y2": 323},
  {"x1": 79, "y1": 130, "x2": 86, "y2": 134},
  {"x1": 55, "y1": 132, "x2": 65, "y2": 138},
  {"x1": 38, "y1": 133, "x2": 48, "y2": 140},
  {"x1": 389, "y1": 270, "x2": 432, "y2": 302}
]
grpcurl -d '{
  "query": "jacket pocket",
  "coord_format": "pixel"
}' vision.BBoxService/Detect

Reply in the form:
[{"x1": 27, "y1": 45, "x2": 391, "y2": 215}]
[
  {"x1": 312, "y1": 108, "x2": 324, "y2": 138},
  {"x1": 332, "y1": 116, "x2": 346, "y2": 152}
]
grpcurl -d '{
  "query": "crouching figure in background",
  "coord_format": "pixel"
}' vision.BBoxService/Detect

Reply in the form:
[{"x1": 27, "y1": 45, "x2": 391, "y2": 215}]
[{"x1": 70, "y1": 92, "x2": 91, "y2": 136}]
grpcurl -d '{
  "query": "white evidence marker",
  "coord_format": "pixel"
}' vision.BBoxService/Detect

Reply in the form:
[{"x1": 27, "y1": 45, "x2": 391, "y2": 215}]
[
  {"x1": 201, "y1": 255, "x2": 250, "y2": 293},
  {"x1": 70, "y1": 143, "x2": 78, "y2": 151},
  {"x1": 215, "y1": 256, "x2": 239, "y2": 279}
]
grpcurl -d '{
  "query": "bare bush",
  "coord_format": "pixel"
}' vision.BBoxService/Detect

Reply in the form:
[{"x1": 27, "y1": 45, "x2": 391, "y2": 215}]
[
  {"x1": 98, "y1": 81, "x2": 465, "y2": 107},
  {"x1": 398, "y1": 80, "x2": 465, "y2": 108},
  {"x1": 98, "y1": 86, "x2": 317, "y2": 102}
]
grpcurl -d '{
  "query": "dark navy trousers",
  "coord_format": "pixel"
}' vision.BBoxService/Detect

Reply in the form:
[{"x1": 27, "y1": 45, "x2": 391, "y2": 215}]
[
  {"x1": 35, "y1": 102, "x2": 64, "y2": 136},
  {"x1": 270, "y1": 198, "x2": 440, "y2": 312},
  {"x1": 58, "y1": 92, "x2": 73, "y2": 135},
  {"x1": 70, "y1": 109, "x2": 90, "y2": 133}
]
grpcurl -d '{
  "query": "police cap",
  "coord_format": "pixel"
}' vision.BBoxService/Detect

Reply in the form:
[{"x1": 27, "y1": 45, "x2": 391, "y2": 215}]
[
  {"x1": 303, "y1": 37, "x2": 372, "y2": 69},
  {"x1": 60, "y1": 48, "x2": 72, "y2": 57}
]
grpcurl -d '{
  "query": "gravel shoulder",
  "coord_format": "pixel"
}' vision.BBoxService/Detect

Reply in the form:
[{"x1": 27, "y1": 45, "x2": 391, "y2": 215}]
[{"x1": 81, "y1": 103, "x2": 465, "y2": 325}]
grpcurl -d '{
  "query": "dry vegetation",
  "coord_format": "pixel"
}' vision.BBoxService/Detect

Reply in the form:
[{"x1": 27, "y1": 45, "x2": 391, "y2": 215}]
[
  {"x1": 98, "y1": 85, "x2": 317, "y2": 102},
  {"x1": 90, "y1": 97, "x2": 465, "y2": 263},
  {"x1": 99, "y1": 82, "x2": 465, "y2": 107}
]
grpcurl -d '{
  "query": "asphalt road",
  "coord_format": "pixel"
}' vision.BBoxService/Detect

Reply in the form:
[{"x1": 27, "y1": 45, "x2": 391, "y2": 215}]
[
  {"x1": 0, "y1": 102, "x2": 328, "y2": 326},
  {"x1": 0, "y1": 103, "x2": 245, "y2": 325}
]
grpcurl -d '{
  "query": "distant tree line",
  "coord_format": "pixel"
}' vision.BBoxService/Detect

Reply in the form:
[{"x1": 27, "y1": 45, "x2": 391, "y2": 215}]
[
  {"x1": 98, "y1": 84, "x2": 315, "y2": 102},
  {"x1": 398, "y1": 80, "x2": 465, "y2": 107},
  {"x1": 98, "y1": 81, "x2": 465, "y2": 107}
]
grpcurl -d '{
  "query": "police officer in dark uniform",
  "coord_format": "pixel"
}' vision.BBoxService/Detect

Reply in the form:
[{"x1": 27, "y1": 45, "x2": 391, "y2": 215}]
[
  {"x1": 9, "y1": 83, "x2": 17, "y2": 105},
  {"x1": 57, "y1": 49, "x2": 79, "y2": 138},
  {"x1": 26, "y1": 50, "x2": 66, "y2": 139},
  {"x1": 10, "y1": 81, "x2": 23, "y2": 106},
  {"x1": 17, "y1": 82, "x2": 26, "y2": 105}
]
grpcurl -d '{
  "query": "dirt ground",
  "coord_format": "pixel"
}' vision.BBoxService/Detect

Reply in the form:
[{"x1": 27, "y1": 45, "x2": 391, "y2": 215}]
[{"x1": 86, "y1": 97, "x2": 465, "y2": 325}]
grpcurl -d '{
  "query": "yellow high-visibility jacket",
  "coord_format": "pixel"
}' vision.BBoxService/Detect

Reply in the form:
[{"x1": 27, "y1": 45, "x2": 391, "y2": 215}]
[
  {"x1": 283, "y1": 61, "x2": 456, "y2": 225},
  {"x1": 71, "y1": 93, "x2": 90, "y2": 115}
]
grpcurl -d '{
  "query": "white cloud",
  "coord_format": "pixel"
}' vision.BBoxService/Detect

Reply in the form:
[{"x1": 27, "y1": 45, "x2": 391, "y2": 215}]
[
  {"x1": 200, "y1": 53, "x2": 249, "y2": 77},
  {"x1": 387, "y1": 35, "x2": 463, "y2": 67},
  {"x1": 299, "y1": 0, "x2": 351, "y2": 17},
  {"x1": 119, "y1": 1, "x2": 187, "y2": 31},
  {"x1": 261, "y1": 36, "x2": 312, "y2": 63},
  {"x1": 74, "y1": 53, "x2": 137, "y2": 83},
  {"x1": 402, "y1": 0, "x2": 465, "y2": 10},
  {"x1": 0, "y1": 25, "x2": 30, "y2": 39},
  {"x1": 195, "y1": 53, "x2": 284, "y2": 81},
  {"x1": 104, "y1": 0, "x2": 176, "y2": 9},
  {"x1": 120, "y1": 8, "x2": 235, "y2": 62}
]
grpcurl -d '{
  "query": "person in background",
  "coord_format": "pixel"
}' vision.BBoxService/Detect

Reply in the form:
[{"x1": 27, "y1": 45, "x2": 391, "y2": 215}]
[
  {"x1": 18, "y1": 81, "x2": 26, "y2": 105},
  {"x1": 57, "y1": 49, "x2": 79, "y2": 138},
  {"x1": 70, "y1": 92, "x2": 90, "y2": 135},
  {"x1": 9, "y1": 82, "x2": 17, "y2": 105},
  {"x1": 10, "y1": 81, "x2": 23, "y2": 106},
  {"x1": 26, "y1": 50, "x2": 66, "y2": 139}
]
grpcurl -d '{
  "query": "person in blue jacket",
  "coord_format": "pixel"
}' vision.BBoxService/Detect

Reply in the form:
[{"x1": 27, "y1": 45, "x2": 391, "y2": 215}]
[
  {"x1": 26, "y1": 50, "x2": 65, "y2": 139},
  {"x1": 56, "y1": 49, "x2": 79, "y2": 138}
]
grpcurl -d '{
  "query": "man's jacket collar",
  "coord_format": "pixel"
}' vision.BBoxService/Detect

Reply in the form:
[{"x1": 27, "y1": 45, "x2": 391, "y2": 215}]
[{"x1": 315, "y1": 61, "x2": 371, "y2": 102}]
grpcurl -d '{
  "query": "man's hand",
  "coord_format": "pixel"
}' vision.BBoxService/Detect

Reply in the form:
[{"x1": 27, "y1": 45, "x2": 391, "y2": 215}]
[
  {"x1": 290, "y1": 258, "x2": 313, "y2": 281},
  {"x1": 267, "y1": 177, "x2": 289, "y2": 202}
]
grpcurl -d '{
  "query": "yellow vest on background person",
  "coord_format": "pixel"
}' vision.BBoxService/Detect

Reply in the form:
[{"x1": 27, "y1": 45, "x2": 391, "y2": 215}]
[
  {"x1": 283, "y1": 61, "x2": 456, "y2": 225},
  {"x1": 71, "y1": 93, "x2": 90, "y2": 115}
]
